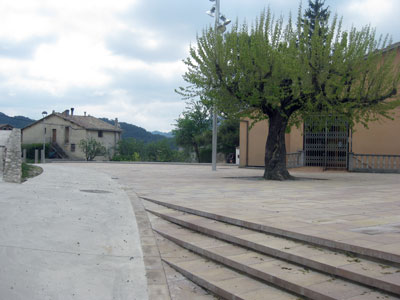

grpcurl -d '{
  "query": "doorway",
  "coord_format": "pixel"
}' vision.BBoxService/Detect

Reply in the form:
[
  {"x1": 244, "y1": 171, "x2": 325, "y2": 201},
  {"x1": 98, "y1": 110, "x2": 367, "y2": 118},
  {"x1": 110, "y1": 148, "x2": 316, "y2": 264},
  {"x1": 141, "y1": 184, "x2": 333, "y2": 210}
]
[
  {"x1": 52, "y1": 129, "x2": 57, "y2": 143},
  {"x1": 304, "y1": 116, "x2": 349, "y2": 169}
]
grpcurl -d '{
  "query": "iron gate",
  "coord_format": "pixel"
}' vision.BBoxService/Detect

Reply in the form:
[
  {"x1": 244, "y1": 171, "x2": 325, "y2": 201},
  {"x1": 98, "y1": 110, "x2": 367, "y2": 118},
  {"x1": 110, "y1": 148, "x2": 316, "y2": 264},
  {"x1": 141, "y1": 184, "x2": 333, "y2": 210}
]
[{"x1": 304, "y1": 116, "x2": 349, "y2": 169}]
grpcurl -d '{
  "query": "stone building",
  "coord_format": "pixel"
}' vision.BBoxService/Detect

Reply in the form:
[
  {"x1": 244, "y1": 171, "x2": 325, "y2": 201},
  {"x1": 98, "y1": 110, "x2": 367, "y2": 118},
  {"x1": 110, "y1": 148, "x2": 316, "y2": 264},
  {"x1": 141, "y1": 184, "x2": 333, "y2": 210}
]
[
  {"x1": 0, "y1": 129, "x2": 22, "y2": 183},
  {"x1": 22, "y1": 109, "x2": 122, "y2": 160}
]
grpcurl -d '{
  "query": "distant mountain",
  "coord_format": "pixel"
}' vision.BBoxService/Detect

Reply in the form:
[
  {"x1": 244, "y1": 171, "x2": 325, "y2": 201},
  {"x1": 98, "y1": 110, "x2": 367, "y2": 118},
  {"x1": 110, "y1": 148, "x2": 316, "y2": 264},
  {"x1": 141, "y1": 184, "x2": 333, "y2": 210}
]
[
  {"x1": 151, "y1": 131, "x2": 173, "y2": 138},
  {"x1": 100, "y1": 118, "x2": 168, "y2": 143},
  {"x1": 0, "y1": 112, "x2": 35, "y2": 128}
]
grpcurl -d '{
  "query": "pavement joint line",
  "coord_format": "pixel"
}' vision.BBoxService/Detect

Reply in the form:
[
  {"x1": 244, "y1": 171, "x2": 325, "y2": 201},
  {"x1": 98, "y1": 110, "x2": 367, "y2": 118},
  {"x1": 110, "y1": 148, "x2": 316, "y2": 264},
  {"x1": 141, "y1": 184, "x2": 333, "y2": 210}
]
[{"x1": 0, "y1": 244, "x2": 140, "y2": 259}]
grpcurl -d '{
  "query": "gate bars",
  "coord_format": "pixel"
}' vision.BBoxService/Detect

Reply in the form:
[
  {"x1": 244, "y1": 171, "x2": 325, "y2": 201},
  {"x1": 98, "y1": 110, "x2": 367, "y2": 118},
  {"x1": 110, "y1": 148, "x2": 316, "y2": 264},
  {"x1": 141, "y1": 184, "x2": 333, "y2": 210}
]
[{"x1": 304, "y1": 116, "x2": 349, "y2": 169}]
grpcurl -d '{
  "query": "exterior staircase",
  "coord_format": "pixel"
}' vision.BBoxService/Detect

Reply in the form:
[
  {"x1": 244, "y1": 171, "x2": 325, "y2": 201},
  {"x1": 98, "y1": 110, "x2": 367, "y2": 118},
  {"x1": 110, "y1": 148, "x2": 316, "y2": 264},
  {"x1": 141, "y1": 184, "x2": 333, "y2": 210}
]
[
  {"x1": 50, "y1": 142, "x2": 68, "y2": 159},
  {"x1": 142, "y1": 197, "x2": 400, "y2": 300}
]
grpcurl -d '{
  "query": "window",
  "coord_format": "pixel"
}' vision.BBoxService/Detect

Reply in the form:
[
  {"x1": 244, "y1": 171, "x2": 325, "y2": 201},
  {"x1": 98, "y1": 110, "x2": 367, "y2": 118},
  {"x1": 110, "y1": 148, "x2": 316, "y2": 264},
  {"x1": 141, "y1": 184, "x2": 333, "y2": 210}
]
[
  {"x1": 98, "y1": 130, "x2": 103, "y2": 138},
  {"x1": 52, "y1": 129, "x2": 57, "y2": 143},
  {"x1": 71, "y1": 144, "x2": 75, "y2": 152}
]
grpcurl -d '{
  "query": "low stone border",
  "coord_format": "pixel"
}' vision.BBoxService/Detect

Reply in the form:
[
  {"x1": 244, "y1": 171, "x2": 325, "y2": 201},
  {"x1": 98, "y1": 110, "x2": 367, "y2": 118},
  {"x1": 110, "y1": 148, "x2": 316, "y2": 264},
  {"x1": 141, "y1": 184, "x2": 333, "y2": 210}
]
[{"x1": 126, "y1": 189, "x2": 173, "y2": 300}]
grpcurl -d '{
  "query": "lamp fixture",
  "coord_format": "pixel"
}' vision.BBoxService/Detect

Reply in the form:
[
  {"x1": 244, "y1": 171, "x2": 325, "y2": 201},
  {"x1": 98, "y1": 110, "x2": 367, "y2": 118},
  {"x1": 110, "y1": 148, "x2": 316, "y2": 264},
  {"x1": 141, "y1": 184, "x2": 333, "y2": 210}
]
[
  {"x1": 206, "y1": 6, "x2": 216, "y2": 17},
  {"x1": 217, "y1": 24, "x2": 226, "y2": 33},
  {"x1": 220, "y1": 15, "x2": 231, "y2": 26}
]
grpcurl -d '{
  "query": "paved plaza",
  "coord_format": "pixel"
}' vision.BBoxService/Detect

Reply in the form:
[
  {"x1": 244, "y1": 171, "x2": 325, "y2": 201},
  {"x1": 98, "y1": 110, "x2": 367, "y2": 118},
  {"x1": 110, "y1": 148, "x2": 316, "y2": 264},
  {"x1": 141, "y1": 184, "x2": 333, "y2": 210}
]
[
  {"x1": 1, "y1": 162, "x2": 400, "y2": 299},
  {"x1": 91, "y1": 162, "x2": 400, "y2": 258}
]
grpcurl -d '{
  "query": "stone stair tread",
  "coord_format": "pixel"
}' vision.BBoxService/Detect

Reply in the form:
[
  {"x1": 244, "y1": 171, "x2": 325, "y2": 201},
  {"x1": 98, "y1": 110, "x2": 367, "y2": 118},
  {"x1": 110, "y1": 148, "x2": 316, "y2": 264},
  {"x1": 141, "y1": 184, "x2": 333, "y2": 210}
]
[
  {"x1": 159, "y1": 236, "x2": 299, "y2": 300},
  {"x1": 141, "y1": 197, "x2": 400, "y2": 266},
  {"x1": 151, "y1": 214, "x2": 397, "y2": 300},
  {"x1": 143, "y1": 200, "x2": 400, "y2": 295}
]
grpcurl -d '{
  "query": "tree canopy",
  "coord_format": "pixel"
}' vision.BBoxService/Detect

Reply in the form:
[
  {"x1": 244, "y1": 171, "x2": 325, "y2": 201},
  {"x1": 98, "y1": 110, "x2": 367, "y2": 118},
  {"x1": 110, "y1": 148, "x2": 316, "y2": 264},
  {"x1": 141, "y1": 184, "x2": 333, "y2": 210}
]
[
  {"x1": 303, "y1": 0, "x2": 330, "y2": 39},
  {"x1": 172, "y1": 101, "x2": 212, "y2": 163},
  {"x1": 79, "y1": 138, "x2": 106, "y2": 161},
  {"x1": 173, "y1": 101, "x2": 240, "y2": 162},
  {"x1": 177, "y1": 5, "x2": 400, "y2": 180}
]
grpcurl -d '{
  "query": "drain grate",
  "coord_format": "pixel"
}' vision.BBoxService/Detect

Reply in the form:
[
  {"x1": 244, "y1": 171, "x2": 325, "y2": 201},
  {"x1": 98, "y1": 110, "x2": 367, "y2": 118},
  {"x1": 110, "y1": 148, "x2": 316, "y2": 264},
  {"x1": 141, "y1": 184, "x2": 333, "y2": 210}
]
[{"x1": 80, "y1": 189, "x2": 112, "y2": 194}]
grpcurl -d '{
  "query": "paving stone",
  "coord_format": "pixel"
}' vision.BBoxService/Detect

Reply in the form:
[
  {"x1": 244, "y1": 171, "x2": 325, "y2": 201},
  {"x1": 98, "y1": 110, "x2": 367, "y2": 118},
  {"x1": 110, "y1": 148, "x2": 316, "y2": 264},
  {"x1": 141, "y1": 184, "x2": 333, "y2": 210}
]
[
  {"x1": 143, "y1": 256, "x2": 164, "y2": 270},
  {"x1": 147, "y1": 284, "x2": 171, "y2": 300},
  {"x1": 306, "y1": 279, "x2": 374, "y2": 299},
  {"x1": 346, "y1": 292, "x2": 400, "y2": 300},
  {"x1": 146, "y1": 269, "x2": 168, "y2": 285},
  {"x1": 227, "y1": 252, "x2": 276, "y2": 266},
  {"x1": 216, "y1": 277, "x2": 271, "y2": 296},
  {"x1": 167, "y1": 278, "x2": 218, "y2": 300},
  {"x1": 203, "y1": 244, "x2": 251, "y2": 257},
  {"x1": 251, "y1": 260, "x2": 329, "y2": 287},
  {"x1": 140, "y1": 236, "x2": 158, "y2": 246},
  {"x1": 142, "y1": 245, "x2": 160, "y2": 257},
  {"x1": 239, "y1": 287, "x2": 301, "y2": 300}
]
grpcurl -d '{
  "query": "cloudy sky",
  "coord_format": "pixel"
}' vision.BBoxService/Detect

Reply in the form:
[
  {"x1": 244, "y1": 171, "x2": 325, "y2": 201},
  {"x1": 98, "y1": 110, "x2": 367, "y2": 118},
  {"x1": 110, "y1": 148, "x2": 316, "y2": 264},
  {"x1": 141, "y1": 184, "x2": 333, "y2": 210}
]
[{"x1": 1, "y1": 0, "x2": 399, "y2": 132}]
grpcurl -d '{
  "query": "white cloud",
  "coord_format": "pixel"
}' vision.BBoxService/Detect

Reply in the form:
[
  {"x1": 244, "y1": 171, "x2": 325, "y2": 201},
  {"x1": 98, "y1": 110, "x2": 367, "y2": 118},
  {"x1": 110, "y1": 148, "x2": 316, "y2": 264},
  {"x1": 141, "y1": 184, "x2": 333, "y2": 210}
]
[
  {"x1": 343, "y1": 0, "x2": 396, "y2": 25},
  {"x1": 30, "y1": 36, "x2": 112, "y2": 90},
  {"x1": 76, "y1": 90, "x2": 185, "y2": 131},
  {"x1": 0, "y1": 0, "x2": 187, "y2": 95}
]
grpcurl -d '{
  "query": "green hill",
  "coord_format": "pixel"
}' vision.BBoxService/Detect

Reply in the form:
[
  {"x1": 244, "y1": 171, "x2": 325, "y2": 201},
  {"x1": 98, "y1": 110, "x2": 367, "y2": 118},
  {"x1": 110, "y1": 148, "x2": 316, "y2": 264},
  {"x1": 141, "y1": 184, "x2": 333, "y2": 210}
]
[
  {"x1": 100, "y1": 118, "x2": 168, "y2": 143},
  {"x1": 0, "y1": 112, "x2": 36, "y2": 128}
]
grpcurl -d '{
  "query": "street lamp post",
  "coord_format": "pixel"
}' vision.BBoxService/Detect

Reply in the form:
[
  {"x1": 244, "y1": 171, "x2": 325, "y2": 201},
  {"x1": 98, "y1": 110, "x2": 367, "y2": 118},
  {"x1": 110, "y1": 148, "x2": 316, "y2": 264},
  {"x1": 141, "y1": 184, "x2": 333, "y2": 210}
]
[
  {"x1": 42, "y1": 111, "x2": 47, "y2": 163},
  {"x1": 206, "y1": 0, "x2": 230, "y2": 171}
]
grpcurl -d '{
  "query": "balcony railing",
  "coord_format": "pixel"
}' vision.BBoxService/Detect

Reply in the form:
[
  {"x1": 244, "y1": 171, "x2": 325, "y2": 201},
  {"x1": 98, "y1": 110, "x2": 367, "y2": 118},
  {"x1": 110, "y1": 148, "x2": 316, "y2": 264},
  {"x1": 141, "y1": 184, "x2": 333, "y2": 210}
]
[
  {"x1": 286, "y1": 151, "x2": 304, "y2": 168},
  {"x1": 349, "y1": 153, "x2": 400, "y2": 173}
]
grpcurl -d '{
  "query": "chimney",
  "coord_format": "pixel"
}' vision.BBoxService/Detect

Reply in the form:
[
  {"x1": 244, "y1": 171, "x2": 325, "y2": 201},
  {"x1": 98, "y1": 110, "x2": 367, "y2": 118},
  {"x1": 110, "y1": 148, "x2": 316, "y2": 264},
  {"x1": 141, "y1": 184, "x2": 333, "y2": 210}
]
[
  {"x1": 114, "y1": 118, "x2": 119, "y2": 128},
  {"x1": 84, "y1": 112, "x2": 87, "y2": 117},
  {"x1": 63, "y1": 109, "x2": 69, "y2": 116},
  {"x1": 71, "y1": 108, "x2": 74, "y2": 116}
]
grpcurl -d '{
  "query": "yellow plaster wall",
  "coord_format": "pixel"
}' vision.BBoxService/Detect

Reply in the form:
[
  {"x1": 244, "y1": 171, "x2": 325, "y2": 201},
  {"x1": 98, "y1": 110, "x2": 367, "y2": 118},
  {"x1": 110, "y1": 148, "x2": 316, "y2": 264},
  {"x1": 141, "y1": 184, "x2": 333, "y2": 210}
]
[
  {"x1": 239, "y1": 118, "x2": 304, "y2": 167},
  {"x1": 352, "y1": 107, "x2": 400, "y2": 155}
]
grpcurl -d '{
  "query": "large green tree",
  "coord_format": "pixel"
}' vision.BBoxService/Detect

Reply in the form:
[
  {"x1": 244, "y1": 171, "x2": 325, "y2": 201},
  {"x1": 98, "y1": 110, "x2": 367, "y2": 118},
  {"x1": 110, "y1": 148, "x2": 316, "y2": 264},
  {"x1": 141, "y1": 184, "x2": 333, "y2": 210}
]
[
  {"x1": 303, "y1": 0, "x2": 330, "y2": 39},
  {"x1": 218, "y1": 117, "x2": 239, "y2": 157},
  {"x1": 178, "y1": 7, "x2": 400, "y2": 180},
  {"x1": 173, "y1": 102, "x2": 212, "y2": 162}
]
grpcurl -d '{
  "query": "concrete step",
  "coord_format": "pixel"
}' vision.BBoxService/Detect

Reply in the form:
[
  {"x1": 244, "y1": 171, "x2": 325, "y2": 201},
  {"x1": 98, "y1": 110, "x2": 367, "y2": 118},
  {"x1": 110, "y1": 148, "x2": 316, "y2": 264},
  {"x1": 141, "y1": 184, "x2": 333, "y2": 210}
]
[
  {"x1": 141, "y1": 197, "x2": 400, "y2": 265},
  {"x1": 163, "y1": 251, "x2": 299, "y2": 300},
  {"x1": 151, "y1": 222, "x2": 299, "y2": 300},
  {"x1": 143, "y1": 199, "x2": 400, "y2": 297},
  {"x1": 150, "y1": 213, "x2": 398, "y2": 300}
]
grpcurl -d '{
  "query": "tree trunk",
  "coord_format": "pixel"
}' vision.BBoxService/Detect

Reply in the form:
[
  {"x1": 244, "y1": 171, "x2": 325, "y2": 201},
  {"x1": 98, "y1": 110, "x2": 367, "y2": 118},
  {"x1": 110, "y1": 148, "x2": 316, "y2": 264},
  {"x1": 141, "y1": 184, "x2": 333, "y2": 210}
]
[
  {"x1": 194, "y1": 143, "x2": 201, "y2": 163},
  {"x1": 263, "y1": 112, "x2": 293, "y2": 180}
]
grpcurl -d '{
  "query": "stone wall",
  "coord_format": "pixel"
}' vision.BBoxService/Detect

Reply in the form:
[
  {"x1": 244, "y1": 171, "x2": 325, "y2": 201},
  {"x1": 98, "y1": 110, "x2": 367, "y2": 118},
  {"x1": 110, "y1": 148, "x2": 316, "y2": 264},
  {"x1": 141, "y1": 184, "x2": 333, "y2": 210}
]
[
  {"x1": 0, "y1": 146, "x2": 4, "y2": 177},
  {"x1": 2, "y1": 129, "x2": 22, "y2": 183}
]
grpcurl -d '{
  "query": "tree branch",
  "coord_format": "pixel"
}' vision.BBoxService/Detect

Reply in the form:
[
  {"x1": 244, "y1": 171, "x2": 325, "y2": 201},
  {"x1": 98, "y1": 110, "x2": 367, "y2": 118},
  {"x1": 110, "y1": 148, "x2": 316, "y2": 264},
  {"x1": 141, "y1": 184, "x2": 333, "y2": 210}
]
[{"x1": 340, "y1": 88, "x2": 397, "y2": 107}]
